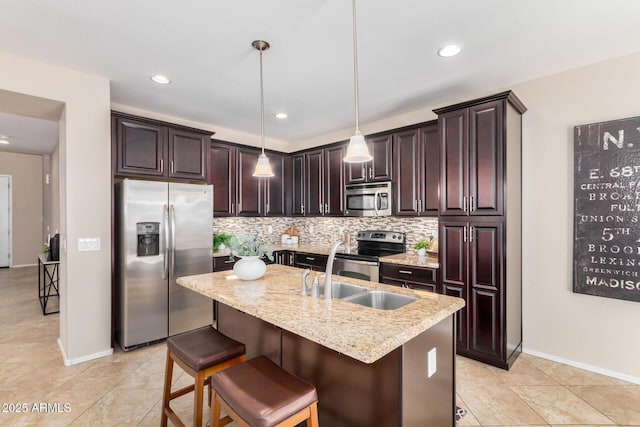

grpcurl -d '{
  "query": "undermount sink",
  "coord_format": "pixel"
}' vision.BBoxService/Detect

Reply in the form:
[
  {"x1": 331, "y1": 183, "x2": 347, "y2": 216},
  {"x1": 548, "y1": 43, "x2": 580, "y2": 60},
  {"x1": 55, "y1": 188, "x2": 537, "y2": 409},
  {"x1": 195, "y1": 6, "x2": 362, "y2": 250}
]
[
  {"x1": 320, "y1": 281, "x2": 367, "y2": 299},
  {"x1": 342, "y1": 290, "x2": 417, "y2": 310}
]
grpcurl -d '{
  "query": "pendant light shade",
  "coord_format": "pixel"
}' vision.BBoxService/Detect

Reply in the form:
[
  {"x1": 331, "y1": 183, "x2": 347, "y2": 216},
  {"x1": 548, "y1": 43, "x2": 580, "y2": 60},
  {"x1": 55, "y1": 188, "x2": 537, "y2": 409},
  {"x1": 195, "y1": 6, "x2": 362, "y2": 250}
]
[
  {"x1": 343, "y1": 0, "x2": 372, "y2": 163},
  {"x1": 252, "y1": 40, "x2": 274, "y2": 178}
]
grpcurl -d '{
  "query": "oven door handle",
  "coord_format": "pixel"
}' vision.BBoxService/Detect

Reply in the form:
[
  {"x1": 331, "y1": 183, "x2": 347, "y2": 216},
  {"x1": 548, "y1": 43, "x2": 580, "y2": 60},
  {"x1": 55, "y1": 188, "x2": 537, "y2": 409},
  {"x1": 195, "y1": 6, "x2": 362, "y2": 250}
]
[{"x1": 335, "y1": 258, "x2": 379, "y2": 267}]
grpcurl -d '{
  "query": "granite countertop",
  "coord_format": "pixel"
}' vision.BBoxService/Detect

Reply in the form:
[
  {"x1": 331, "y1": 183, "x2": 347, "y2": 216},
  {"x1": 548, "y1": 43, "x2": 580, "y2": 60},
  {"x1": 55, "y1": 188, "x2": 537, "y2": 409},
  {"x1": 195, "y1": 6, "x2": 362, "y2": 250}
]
[
  {"x1": 379, "y1": 252, "x2": 440, "y2": 269},
  {"x1": 214, "y1": 244, "x2": 440, "y2": 269},
  {"x1": 177, "y1": 264, "x2": 463, "y2": 364}
]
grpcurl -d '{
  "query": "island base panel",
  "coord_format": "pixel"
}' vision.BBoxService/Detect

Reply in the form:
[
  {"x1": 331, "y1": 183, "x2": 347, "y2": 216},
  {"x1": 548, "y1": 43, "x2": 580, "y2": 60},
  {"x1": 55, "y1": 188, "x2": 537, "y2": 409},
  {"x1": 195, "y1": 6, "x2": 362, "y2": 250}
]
[
  {"x1": 216, "y1": 302, "x2": 281, "y2": 364},
  {"x1": 282, "y1": 330, "x2": 401, "y2": 427}
]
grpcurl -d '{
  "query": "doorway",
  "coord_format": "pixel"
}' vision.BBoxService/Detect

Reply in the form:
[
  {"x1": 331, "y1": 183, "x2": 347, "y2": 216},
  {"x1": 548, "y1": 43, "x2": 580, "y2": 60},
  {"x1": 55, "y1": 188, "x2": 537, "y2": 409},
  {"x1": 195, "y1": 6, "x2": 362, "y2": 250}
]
[{"x1": 0, "y1": 174, "x2": 10, "y2": 267}]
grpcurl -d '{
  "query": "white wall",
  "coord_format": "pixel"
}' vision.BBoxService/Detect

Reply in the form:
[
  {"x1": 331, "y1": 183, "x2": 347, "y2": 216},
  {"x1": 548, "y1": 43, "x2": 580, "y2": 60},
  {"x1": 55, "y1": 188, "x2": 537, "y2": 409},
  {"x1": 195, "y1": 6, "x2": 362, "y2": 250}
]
[
  {"x1": 0, "y1": 52, "x2": 112, "y2": 364},
  {"x1": 512, "y1": 53, "x2": 640, "y2": 381}
]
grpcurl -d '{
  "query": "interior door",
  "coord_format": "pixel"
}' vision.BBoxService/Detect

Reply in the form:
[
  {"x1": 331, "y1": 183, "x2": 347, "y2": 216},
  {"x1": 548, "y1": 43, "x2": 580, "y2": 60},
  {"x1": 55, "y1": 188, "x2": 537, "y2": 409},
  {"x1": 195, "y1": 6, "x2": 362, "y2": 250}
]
[{"x1": 0, "y1": 176, "x2": 10, "y2": 267}]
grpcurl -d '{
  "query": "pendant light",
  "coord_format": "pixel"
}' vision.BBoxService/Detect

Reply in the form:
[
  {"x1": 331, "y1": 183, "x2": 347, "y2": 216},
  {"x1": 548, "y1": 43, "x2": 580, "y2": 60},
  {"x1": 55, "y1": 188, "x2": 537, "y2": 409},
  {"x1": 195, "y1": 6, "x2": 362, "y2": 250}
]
[
  {"x1": 343, "y1": 0, "x2": 372, "y2": 163},
  {"x1": 252, "y1": 40, "x2": 274, "y2": 177}
]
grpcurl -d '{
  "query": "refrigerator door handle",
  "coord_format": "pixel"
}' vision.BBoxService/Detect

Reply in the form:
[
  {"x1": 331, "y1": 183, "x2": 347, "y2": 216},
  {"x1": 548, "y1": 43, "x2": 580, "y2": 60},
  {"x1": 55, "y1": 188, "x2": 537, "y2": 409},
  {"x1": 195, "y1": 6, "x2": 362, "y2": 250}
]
[
  {"x1": 163, "y1": 204, "x2": 169, "y2": 279},
  {"x1": 170, "y1": 204, "x2": 176, "y2": 279}
]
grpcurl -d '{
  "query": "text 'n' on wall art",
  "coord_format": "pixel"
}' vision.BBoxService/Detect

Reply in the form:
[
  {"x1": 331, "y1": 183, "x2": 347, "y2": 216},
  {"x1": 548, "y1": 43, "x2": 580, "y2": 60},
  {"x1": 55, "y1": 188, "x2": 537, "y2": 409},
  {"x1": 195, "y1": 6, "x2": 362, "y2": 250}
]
[{"x1": 573, "y1": 115, "x2": 640, "y2": 303}]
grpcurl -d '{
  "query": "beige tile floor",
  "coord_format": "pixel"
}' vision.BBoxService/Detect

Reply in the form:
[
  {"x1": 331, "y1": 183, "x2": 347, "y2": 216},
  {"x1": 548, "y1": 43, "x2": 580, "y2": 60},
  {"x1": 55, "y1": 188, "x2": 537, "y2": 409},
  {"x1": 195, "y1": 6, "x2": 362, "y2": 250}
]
[{"x1": 1, "y1": 266, "x2": 639, "y2": 426}]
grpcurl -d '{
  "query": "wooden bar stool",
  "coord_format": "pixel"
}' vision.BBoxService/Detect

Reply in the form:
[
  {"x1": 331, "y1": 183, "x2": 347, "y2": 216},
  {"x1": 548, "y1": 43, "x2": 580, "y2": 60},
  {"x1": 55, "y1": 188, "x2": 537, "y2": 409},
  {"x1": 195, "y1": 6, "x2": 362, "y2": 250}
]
[
  {"x1": 161, "y1": 326, "x2": 246, "y2": 427},
  {"x1": 210, "y1": 355, "x2": 319, "y2": 427}
]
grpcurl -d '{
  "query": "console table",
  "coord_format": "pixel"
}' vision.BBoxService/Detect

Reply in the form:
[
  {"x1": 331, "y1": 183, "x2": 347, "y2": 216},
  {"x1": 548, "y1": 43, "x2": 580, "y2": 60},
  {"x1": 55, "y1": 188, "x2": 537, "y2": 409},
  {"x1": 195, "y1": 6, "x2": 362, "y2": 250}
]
[{"x1": 38, "y1": 254, "x2": 59, "y2": 315}]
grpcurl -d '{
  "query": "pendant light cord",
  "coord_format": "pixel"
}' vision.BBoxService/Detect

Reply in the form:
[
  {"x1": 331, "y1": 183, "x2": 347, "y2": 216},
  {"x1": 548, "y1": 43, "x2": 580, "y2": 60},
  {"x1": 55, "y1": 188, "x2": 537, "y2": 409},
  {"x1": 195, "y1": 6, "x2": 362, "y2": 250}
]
[
  {"x1": 352, "y1": 0, "x2": 360, "y2": 134},
  {"x1": 259, "y1": 48, "x2": 266, "y2": 155}
]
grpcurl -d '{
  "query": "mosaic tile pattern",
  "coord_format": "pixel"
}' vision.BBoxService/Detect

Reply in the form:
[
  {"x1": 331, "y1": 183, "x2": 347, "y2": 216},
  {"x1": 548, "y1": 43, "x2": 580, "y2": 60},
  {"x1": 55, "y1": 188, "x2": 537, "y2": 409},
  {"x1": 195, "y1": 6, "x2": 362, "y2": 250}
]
[{"x1": 213, "y1": 216, "x2": 439, "y2": 249}]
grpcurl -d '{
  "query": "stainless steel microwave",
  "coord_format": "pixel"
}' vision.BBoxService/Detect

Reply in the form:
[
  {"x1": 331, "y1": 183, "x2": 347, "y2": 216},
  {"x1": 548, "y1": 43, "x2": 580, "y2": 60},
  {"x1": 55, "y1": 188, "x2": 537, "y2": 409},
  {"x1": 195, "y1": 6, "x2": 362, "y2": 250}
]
[{"x1": 344, "y1": 181, "x2": 393, "y2": 216}]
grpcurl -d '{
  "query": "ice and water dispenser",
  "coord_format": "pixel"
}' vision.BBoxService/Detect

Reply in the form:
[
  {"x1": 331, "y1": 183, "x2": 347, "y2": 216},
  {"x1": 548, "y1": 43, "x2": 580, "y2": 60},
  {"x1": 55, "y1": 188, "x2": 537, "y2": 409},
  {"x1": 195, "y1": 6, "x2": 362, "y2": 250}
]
[{"x1": 136, "y1": 222, "x2": 160, "y2": 257}]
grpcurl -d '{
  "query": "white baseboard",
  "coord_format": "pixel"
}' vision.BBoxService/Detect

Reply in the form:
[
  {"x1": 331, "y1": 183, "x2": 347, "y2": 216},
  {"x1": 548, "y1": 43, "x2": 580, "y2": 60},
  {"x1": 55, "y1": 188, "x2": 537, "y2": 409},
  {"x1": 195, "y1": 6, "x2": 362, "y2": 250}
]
[
  {"x1": 57, "y1": 337, "x2": 113, "y2": 366},
  {"x1": 10, "y1": 263, "x2": 37, "y2": 268},
  {"x1": 522, "y1": 347, "x2": 640, "y2": 385}
]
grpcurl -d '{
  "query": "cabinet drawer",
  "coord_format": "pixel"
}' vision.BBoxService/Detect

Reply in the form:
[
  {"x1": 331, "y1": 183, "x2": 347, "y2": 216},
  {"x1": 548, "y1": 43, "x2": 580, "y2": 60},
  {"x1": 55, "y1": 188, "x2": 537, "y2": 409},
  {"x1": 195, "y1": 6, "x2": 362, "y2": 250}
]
[
  {"x1": 295, "y1": 252, "x2": 328, "y2": 271},
  {"x1": 380, "y1": 263, "x2": 437, "y2": 284},
  {"x1": 213, "y1": 256, "x2": 237, "y2": 271}
]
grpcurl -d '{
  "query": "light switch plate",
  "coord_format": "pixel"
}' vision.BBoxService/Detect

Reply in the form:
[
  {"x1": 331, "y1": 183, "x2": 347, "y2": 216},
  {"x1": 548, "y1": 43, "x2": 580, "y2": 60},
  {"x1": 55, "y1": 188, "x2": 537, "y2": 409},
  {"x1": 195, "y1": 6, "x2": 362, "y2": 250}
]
[{"x1": 78, "y1": 237, "x2": 101, "y2": 252}]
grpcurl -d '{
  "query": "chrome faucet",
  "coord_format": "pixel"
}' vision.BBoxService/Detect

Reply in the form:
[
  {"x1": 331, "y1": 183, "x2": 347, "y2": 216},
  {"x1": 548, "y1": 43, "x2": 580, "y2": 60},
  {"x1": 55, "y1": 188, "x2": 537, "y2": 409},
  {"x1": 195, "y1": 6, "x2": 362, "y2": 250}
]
[{"x1": 324, "y1": 239, "x2": 346, "y2": 301}]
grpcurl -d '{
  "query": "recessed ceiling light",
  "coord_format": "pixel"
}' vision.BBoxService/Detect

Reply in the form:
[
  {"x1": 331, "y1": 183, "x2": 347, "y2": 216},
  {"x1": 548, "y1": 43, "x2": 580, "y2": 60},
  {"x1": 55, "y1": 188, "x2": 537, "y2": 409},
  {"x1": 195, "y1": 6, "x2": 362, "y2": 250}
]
[
  {"x1": 150, "y1": 74, "x2": 171, "y2": 85},
  {"x1": 437, "y1": 44, "x2": 462, "y2": 58},
  {"x1": 275, "y1": 113, "x2": 288, "y2": 119}
]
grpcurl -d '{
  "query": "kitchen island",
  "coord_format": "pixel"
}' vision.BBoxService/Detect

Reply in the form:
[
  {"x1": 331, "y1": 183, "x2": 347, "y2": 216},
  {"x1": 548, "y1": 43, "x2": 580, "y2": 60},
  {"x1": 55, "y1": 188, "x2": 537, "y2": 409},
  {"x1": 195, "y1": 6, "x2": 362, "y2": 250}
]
[{"x1": 177, "y1": 264, "x2": 464, "y2": 426}]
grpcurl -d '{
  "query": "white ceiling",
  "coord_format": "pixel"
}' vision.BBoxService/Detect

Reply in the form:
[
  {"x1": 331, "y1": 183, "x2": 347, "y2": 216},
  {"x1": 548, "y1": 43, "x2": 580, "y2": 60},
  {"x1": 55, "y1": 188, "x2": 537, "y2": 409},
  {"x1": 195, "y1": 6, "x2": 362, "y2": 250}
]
[{"x1": 1, "y1": 0, "x2": 640, "y2": 153}]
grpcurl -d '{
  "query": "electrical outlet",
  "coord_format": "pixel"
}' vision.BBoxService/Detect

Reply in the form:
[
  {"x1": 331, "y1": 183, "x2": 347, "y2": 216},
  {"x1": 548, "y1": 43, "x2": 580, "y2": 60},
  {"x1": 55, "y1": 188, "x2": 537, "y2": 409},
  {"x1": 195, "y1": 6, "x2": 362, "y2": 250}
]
[
  {"x1": 267, "y1": 225, "x2": 273, "y2": 234},
  {"x1": 309, "y1": 225, "x2": 314, "y2": 234},
  {"x1": 427, "y1": 348, "x2": 437, "y2": 378}
]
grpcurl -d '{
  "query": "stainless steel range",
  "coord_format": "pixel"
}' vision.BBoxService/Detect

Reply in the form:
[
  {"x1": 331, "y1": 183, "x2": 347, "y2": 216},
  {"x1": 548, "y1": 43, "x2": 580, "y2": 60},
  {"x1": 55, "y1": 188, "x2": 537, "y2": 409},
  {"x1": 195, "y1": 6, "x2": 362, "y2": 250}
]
[{"x1": 333, "y1": 230, "x2": 406, "y2": 282}]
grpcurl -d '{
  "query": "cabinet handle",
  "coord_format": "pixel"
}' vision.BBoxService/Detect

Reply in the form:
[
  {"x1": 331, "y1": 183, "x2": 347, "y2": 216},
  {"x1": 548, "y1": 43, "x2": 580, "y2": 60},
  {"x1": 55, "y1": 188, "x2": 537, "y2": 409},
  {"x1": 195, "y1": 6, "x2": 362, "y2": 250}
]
[
  {"x1": 470, "y1": 225, "x2": 474, "y2": 243},
  {"x1": 362, "y1": 165, "x2": 366, "y2": 178},
  {"x1": 369, "y1": 167, "x2": 373, "y2": 179},
  {"x1": 418, "y1": 199, "x2": 422, "y2": 213},
  {"x1": 224, "y1": 260, "x2": 235, "y2": 264},
  {"x1": 160, "y1": 159, "x2": 164, "y2": 173},
  {"x1": 470, "y1": 196, "x2": 475, "y2": 213},
  {"x1": 463, "y1": 196, "x2": 468, "y2": 212},
  {"x1": 170, "y1": 160, "x2": 174, "y2": 174},
  {"x1": 325, "y1": 202, "x2": 329, "y2": 214},
  {"x1": 306, "y1": 257, "x2": 315, "y2": 261},
  {"x1": 399, "y1": 270, "x2": 413, "y2": 275},
  {"x1": 319, "y1": 203, "x2": 324, "y2": 214},
  {"x1": 464, "y1": 225, "x2": 468, "y2": 242},
  {"x1": 301, "y1": 204, "x2": 305, "y2": 215}
]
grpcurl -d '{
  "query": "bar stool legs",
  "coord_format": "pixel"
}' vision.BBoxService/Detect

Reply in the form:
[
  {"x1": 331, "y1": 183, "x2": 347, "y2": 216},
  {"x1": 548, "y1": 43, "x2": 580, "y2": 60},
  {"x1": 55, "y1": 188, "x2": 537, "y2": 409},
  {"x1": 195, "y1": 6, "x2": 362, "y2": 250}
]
[{"x1": 160, "y1": 326, "x2": 246, "y2": 427}]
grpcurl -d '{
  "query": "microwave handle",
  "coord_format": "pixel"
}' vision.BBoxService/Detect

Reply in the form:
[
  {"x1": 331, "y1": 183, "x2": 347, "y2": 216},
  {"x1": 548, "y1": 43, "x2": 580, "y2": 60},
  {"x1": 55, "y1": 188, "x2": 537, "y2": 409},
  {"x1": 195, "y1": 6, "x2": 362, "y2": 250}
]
[{"x1": 374, "y1": 190, "x2": 380, "y2": 216}]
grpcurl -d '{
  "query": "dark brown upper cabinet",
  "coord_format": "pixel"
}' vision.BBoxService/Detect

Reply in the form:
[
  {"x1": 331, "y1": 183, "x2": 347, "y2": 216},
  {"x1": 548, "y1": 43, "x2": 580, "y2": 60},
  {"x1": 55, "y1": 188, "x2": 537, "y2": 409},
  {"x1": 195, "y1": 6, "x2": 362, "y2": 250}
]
[
  {"x1": 436, "y1": 93, "x2": 525, "y2": 216},
  {"x1": 393, "y1": 122, "x2": 439, "y2": 216},
  {"x1": 113, "y1": 112, "x2": 210, "y2": 182},
  {"x1": 207, "y1": 141, "x2": 287, "y2": 217},
  {"x1": 292, "y1": 154, "x2": 305, "y2": 216},
  {"x1": 346, "y1": 134, "x2": 393, "y2": 184},
  {"x1": 303, "y1": 145, "x2": 346, "y2": 216}
]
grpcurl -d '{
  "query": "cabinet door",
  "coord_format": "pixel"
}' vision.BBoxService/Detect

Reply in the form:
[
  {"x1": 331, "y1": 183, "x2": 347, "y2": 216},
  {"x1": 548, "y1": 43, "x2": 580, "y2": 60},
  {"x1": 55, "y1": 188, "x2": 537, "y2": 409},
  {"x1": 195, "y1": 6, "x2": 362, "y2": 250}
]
[
  {"x1": 369, "y1": 134, "x2": 393, "y2": 182},
  {"x1": 393, "y1": 129, "x2": 420, "y2": 216},
  {"x1": 469, "y1": 221, "x2": 503, "y2": 360},
  {"x1": 324, "y1": 145, "x2": 345, "y2": 216},
  {"x1": 469, "y1": 101, "x2": 504, "y2": 216},
  {"x1": 346, "y1": 156, "x2": 367, "y2": 184},
  {"x1": 305, "y1": 150, "x2": 324, "y2": 216},
  {"x1": 236, "y1": 148, "x2": 262, "y2": 216},
  {"x1": 420, "y1": 124, "x2": 440, "y2": 214},
  {"x1": 440, "y1": 221, "x2": 469, "y2": 350},
  {"x1": 168, "y1": 129, "x2": 207, "y2": 181},
  {"x1": 264, "y1": 153, "x2": 286, "y2": 216},
  {"x1": 292, "y1": 155, "x2": 306, "y2": 216},
  {"x1": 440, "y1": 109, "x2": 469, "y2": 216},
  {"x1": 116, "y1": 117, "x2": 167, "y2": 177},
  {"x1": 208, "y1": 143, "x2": 236, "y2": 217}
]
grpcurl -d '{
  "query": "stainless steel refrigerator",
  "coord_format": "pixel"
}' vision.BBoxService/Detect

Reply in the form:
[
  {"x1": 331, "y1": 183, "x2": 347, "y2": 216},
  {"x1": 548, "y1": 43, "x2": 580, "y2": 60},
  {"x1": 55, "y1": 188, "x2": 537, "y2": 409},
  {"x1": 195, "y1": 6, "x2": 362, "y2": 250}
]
[{"x1": 115, "y1": 179, "x2": 213, "y2": 350}]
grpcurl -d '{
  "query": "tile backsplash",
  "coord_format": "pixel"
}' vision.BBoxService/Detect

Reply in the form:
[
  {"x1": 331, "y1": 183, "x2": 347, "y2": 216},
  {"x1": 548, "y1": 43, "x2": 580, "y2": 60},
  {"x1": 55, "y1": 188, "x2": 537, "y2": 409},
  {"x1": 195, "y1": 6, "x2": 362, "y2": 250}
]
[{"x1": 214, "y1": 216, "x2": 438, "y2": 249}]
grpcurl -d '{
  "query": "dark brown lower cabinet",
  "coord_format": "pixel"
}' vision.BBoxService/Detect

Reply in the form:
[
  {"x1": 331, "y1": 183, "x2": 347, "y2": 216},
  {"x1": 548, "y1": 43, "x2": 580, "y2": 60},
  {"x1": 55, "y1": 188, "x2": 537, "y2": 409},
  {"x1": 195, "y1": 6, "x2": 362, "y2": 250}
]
[
  {"x1": 274, "y1": 250, "x2": 295, "y2": 266},
  {"x1": 213, "y1": 256, "x2": 236, "y2": 272},
  {"x1": 294, "y1": 252, "x2": 328, "y2": 271},
  {"x1": 440, "y1": 219, "x2": 520, "y2": 369},
  {"x1": 380, "y1": 263, "x2": 438, "y2": 293}
]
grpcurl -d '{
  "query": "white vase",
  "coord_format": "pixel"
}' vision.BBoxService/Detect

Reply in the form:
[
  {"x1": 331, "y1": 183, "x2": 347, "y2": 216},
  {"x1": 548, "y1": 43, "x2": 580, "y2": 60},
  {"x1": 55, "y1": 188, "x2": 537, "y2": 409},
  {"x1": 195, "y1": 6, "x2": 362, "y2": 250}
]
[
  {"x1": 233, "y1": 256, "x2": 266, "y2": 281},
  {"x1": 417, "y1": 248, "x2": 427, "y2": 256}
]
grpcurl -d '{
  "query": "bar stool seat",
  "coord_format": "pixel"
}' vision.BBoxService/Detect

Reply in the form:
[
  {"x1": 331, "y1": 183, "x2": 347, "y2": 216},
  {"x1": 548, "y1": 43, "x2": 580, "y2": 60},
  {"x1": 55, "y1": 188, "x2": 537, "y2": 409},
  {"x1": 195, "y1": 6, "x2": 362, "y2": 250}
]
[
  {"x1": 162, "y1": 326, "x2": 246, "y2": 427},
  {"x1": 211, "y1": 355, "x2": 319, "y2": 427}
]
